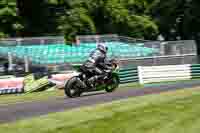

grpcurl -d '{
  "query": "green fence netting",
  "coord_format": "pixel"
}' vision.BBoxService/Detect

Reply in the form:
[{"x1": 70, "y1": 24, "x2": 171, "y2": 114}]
[{"x1": 0, "y1": 42, "x2": 158, "y2": 65}]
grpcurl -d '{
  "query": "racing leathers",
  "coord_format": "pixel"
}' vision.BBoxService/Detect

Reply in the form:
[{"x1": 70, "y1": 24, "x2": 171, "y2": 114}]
[{"x1": 80, "y1": 48, "x2": 109, "y2": 87}]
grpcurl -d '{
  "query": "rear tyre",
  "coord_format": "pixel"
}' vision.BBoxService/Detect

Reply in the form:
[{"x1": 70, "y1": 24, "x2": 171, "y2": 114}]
[
  {"x1": 64, "y1": 77, "x2": 82, "y2": 98},
  {"x1": 105, "y1": 75, "x2": 119, "y2": 92}
]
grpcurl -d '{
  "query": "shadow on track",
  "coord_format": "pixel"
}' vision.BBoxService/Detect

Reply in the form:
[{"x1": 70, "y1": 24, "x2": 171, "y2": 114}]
[{"x1": 63, "y1": 91, "x2": 107, "y2": 99}]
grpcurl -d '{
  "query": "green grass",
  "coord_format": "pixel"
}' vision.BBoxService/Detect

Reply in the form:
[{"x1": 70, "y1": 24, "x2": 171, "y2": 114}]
[
  {"x1": 143, "y1": 78, "x2": 200, "y2": 86},
  {"x1": 119, "y1": 82, "x2": 143, "y2": 89},
  {"x1": 1, "y1": 87, "x2": 200, "y2": 133},
  {"x1": 0, "y1": 90, "x2": 65, "y2": 106}
]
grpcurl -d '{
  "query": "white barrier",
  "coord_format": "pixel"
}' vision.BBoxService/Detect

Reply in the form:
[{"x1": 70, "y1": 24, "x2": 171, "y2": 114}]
[
  {"x1": 138, "y1": 64, "x2": 192, "y2": 84},
  {"x1": 140, "y1": 72, "x2": 191, "y2": 79},
  {"x1": 140, "y1": 64, "x2": 191, "y2": 72}
]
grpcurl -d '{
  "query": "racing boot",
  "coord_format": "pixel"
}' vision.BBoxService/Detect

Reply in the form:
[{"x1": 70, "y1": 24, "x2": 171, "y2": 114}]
[{"x1": 87, "y1": 76, "x2": 98, "y2": 88}]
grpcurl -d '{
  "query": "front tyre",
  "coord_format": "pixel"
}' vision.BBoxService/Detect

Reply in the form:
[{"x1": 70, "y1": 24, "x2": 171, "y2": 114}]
[
  {"x1": 105, "y1": 75, "x2": 119, "y2": 92},
  {"x1": 64, "y1": 77, "x2": 82, "y2": 98}
]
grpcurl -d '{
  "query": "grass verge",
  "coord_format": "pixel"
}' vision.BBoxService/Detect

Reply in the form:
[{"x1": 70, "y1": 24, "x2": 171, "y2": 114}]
[
  {"x1": 0, "y1": 87, "x2": 200, "y2": 133},
  {"x1": 143, "y1": 78, "x2": 200, "y2": 87},
  {"x1": 0, "y1": 90, "x2": 65, "y2": 106}
]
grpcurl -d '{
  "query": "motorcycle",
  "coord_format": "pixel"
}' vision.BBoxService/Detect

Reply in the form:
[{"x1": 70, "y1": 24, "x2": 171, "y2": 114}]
[{"x1": 64, "y1": 59, "x2": 120, "y2": 98}]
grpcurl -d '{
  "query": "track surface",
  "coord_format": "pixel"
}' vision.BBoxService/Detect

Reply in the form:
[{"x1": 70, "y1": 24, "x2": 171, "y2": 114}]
[{"x1": 1, "y1": 80, "x2": 200, "y2": 124}]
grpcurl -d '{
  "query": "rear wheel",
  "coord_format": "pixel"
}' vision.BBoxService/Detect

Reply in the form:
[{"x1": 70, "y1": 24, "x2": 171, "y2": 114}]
[
  {"x1": 64, "y1": 77, "x2": 82, "y2": 98},
  {"x1": 105, "y1": 75, "x2": 119, "y2": 92}
]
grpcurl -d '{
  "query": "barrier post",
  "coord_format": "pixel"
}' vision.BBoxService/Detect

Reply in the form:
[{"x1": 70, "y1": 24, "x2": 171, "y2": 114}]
[
  {"x1": 8, "y1": 52, "x2": 13, "y2": 71},
  {"x1": 138, "y1": 66, "x2": 143, "y2": 84},
  {"x1": 24, "y1": 56, "x2": 29, "y2": 72}
]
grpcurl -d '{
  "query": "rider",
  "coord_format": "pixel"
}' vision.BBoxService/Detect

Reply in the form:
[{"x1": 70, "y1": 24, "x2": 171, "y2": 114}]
[{"x1": 80, "y1": 42, "x2": 109, "y2": 87}]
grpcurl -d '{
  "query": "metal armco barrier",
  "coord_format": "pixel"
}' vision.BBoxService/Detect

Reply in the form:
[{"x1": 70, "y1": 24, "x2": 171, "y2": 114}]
[{"x1": 118, "y1": 66, "x2": 139, "y2": 84}]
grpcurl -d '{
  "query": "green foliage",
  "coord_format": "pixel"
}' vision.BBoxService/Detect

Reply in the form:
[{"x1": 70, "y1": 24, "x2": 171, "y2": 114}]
[
  {"x1": 103, "y1": 0, "x2": 158, "y2": 39},
  {"x1": 0, "y1": 0, "x2": 23, "y2": 37},
  {"x1": 16, "y1": 0, "x2": 58, "y2": 36},
  {"x1": 1, "y1": 0, "x2": 200, "y2": 44},
  {"x1": 58, "y1": 7, "x2": 96, "y2": 42},
  {"x1": 0, "y1": 32, "x2": 8, "y2": 38},
  {"x1": 148, "y1": 0, "x2": 200, "y2": 40},
  {"x1": 0, "y1": 0, "x2": 159, "y2": 40}
]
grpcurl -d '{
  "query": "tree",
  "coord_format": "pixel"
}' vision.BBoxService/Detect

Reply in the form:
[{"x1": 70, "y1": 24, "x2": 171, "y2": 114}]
[
  {"x1": 57, "y1": 8, "x2": 96, "y2": 42},
  {"x1": 1, "y1": 0, "x2": 159, "y2": 40},
  {"x1": 148, "y1": 0, "x2": 200, "y2": 40},
  {"x1": 103, "y1": 0, "x2": 158, "y2": 39},
  {"x1": 53, "y1": 0, "x2": 158, "y2": 41},
  {"x1": 0, "y1": 0, "x2": 23, "y2": 37},
  {"x1": 17, "y1": 0, "x2": 58, "y2": 36},
  {"x1": 149, "y1": 0, "x2": 200, "y2": 55}
]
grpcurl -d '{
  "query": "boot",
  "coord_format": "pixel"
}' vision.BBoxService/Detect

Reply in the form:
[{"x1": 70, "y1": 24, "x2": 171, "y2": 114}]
[{"x1": 87, "y1": 76, "x2": 97, "y2": 88}]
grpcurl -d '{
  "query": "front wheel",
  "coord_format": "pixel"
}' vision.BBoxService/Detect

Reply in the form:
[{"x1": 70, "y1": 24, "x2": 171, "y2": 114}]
[
  {"x1": 105, "y1": 75, "x2": 119, "y2": 93},
  {"x1": 64, "y1": 77, "x2": 82, "y2": 98}
]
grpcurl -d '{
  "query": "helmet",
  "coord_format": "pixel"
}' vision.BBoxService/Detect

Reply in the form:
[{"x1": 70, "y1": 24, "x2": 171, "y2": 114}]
[{"x1": 97, "y1": 43, "x2": 108, "y2": 53}]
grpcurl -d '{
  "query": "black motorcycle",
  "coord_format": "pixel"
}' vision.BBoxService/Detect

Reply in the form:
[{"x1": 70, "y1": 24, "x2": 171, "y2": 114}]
[{"x1": 64, "y1": 59, "x2": 120, "y2": 98}]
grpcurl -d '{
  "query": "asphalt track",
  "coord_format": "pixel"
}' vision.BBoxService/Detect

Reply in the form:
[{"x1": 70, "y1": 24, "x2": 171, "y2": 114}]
[{"x1": 1, "y1": 80, "x2": 200, "y2": 124}]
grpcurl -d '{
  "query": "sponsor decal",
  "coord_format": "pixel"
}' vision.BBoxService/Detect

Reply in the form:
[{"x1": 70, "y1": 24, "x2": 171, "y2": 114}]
[{"x1": 0, "y1": 72, "x2": 79, "y2": 95}]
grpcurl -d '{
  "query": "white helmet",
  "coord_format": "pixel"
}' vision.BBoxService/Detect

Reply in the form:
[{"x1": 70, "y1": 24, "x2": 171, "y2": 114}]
[{"x1": 97, "y1": 43, "x2": 108, "y2": 53}]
